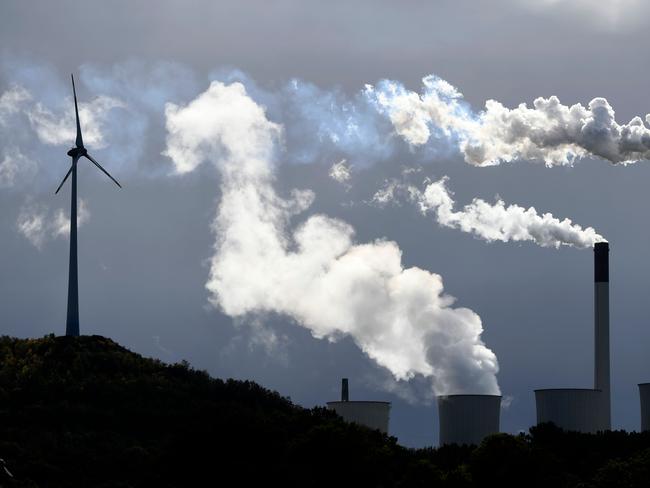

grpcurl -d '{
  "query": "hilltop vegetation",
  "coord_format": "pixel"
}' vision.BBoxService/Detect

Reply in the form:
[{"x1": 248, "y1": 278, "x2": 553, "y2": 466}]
[{"x1": 0, "y1": 335, "x2": 648, "y2": 487}]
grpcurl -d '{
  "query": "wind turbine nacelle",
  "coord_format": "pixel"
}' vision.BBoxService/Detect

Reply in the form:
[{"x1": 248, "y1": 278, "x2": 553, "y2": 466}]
[{"x1": 67, "y1": 147, "x2": 87, "y2": 158}]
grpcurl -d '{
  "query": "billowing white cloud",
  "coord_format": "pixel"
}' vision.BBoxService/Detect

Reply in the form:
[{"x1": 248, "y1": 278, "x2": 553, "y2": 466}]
[
  {"x1": 2, "y1": 60, "x2": 649, "y2": 188},
  {"x1": 164, "y1": 81, "x2": 500, "y2": 395},
  {"x1": 17, "y1": 199, "x2": 90, "y2": 249},
  {"x1": 370, "y1": 75, "x2": 650, "y2": 166},
  {"x1": 375, "y1": 176, "x2": 604, "y2": 249}
]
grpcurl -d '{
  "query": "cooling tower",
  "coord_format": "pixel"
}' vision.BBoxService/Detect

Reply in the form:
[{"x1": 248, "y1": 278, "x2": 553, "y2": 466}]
[
  {"x1": 534, "y1": 389, "x2": 603, "y2": 433},
  {"x1": 639, "y1": 384, "x2": 650, "y2": 431},
  {"x1": 437, "y1": 394, "x2": 501, "y2": 446},
  {"x1": 534, "y1": 242, "x2": 611, "y2": 432},
  {"x1": 327, "y1": 379, "x2": 391, "y2": 434}
]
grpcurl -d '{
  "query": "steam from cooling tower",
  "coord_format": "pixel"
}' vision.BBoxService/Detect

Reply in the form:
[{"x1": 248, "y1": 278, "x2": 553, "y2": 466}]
[
  {"x1": 163, "y1": 81, "x2": 500, "y2": 396},
  {"x1": 2, "y1": 58, "x2": 630, "y2": 398},
  {"x1": 407, "y1": 177, "x2": 606, "y2": 249}
]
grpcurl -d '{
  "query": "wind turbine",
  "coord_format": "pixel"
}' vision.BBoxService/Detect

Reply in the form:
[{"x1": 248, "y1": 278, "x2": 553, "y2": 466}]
[{"x1": 55, "y1": 74, "x2": 121, "y2": 337}]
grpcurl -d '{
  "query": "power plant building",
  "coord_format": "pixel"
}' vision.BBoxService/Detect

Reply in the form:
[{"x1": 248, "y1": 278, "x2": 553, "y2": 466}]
[
  {"x1": 535, "y1": 389, "x2": 604, "y2": 433},
  {"x1": 327, "y1": 379, "x2": 391, "y2": 434},
  {"x1": 327, "y1": 242, "x2": 643, "y2": 439},
  {"x1": 437, "y1": 394, "x2": 501, "y2": 446},
  {"x1": 535, "y1": 242, "x2": 611, "y2": 432}
]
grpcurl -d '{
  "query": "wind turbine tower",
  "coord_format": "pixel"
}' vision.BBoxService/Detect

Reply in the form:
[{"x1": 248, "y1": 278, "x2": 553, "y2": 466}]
[{"x1": 55, "y1": 74, "x2": 121, "y2": 336}]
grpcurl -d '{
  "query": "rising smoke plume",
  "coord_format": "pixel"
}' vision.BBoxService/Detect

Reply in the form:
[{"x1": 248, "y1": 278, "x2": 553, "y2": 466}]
[
  {"x1": 370, "y1": 75, "x2": 650, "y2": 166},
  {"x1": 1, "y1": 61, "x2": 621, "y2": 391},
  {"x1": 163, "y1": 81, "x2": 500, "y2": 395},
  {"x1": 403, "y1": 177, "x2": 605, "y2": 248},
  {"x1": 3, "y1": 59, "x2": 650, "y2": 196}
]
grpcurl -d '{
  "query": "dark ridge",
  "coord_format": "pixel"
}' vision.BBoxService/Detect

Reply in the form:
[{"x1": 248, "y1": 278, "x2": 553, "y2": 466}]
[{"x1": 0, "y1": 335, "x2": 649, "y2": 487}]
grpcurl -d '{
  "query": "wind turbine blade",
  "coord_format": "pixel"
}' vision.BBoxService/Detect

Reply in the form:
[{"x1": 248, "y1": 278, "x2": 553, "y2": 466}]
[
  {"x1": 55, "y1": 165, "x2": 73, "y2": 194},
  {"x1": 71, "y1": 74, "x2": 84, "y2": 148},
  {"x1": 84, "y1": 154, "x2": 122, "y2": 188}
]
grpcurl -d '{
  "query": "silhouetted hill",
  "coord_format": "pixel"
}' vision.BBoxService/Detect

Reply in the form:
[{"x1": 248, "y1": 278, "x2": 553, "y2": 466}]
[{"x1": 0, "y1": 335, "x2": 648, "y2": 487}]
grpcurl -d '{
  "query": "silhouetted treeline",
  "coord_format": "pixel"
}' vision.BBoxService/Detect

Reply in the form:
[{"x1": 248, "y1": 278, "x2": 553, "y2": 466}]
[{"x1": 0, "y1": 335, "x2": 648, "y2": 487}]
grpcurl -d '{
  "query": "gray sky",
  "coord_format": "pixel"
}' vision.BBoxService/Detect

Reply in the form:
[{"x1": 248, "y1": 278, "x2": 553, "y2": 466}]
[{"x1": 2, "y1": 0, "x2": 650, "y2": 447}]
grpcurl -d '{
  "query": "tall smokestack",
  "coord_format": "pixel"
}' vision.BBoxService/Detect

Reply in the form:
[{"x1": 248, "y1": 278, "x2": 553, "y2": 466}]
[
  {"x1": 594, "y1": 242, "x2": 610, "y2": 430},
  {"x1": 341, "y1": 378, "x2": 349, "y2": 402}
]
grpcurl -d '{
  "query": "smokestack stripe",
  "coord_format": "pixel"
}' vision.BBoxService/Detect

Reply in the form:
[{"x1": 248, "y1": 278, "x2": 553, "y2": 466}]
[{"x1": 594, "y1": 242, "x2": 609, "y2": 282}]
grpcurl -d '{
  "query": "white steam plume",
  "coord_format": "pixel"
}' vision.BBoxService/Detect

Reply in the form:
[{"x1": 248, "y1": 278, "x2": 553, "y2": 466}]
[
  {"x1": 163, "y1": 81, "x2": 500, "y2": 395},
  {"x1": 375, "y1": 176, "x2": 604, "y2": 248},
  {"x1": 370, "y1": 75, "x2": 650, "y2": 166},
  {"x1": 3, "y1": 59, "x2": 650, "y2": 193}
]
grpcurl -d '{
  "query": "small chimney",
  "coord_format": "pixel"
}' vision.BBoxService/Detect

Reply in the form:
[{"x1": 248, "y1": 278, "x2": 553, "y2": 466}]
[{"x1": 341, "y1": 378, "x2": 349, "y2": 402}]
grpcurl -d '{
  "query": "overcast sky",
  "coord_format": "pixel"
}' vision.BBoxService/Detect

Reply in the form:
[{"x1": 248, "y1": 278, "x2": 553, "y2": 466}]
[{"x1": 2, "y1": 0, "x2": 650, "y2": 447}]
